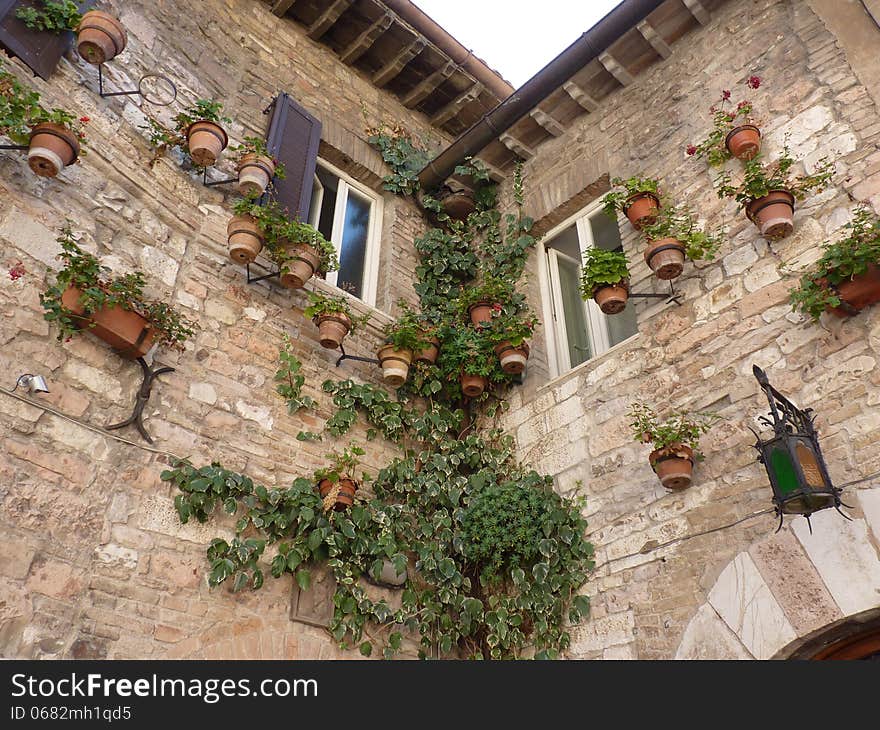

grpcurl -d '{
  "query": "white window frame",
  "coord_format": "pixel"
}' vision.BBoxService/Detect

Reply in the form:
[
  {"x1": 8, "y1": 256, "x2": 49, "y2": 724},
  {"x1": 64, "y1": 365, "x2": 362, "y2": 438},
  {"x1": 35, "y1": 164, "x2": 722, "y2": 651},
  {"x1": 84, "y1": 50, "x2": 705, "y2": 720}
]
[
  {"x1": 538, "y1": 198, "x2": 636, "y2": 378},
  {"x1": 310, "y1": 157, "x2": 383, "y2": 307}
]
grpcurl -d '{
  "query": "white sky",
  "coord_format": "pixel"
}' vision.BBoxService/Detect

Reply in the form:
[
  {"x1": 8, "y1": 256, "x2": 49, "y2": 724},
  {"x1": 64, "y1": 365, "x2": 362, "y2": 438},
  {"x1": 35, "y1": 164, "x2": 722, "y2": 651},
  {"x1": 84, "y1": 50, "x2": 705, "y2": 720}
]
[{"x1": 411, "y1": 0, "x2": 624, "y2": 87}]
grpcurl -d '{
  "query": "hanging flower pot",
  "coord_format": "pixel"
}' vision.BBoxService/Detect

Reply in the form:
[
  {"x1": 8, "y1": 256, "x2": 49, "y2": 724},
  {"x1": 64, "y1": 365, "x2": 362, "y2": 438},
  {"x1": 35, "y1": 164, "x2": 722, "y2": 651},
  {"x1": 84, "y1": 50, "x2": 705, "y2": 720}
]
[
  {"x1": 494, "y1": 341, "x2": 530, "y2": 375},
  {"x1": 649, "y1": 443, "x2": 695, "y2": 490},
  {"x1": 226, "y1": 215, "x2": 264, "y2": 265},
  {"x1": 460, "y1": 372, "x2": 488, "y2": 397},
  {"x1": 725, "y1": 124, "x2": 761, "y2": 161},
  {"x1": 318, "y1": 477, "x2": 359, "y2": 511},
  {"x1": 644, "y1": 238, "x2": 687, "y2": 281},
  {"x1": 826, "y1": 264, "x2": 880, "y2": 318},
  {"x1": 280, "y1": 241, "x2": 321, "y2": 289},
  {"x1": 414, "y1": 335, "x2": 440, "y2": 364},
  {"x1": 186, "y1": 120, "x2": 228, "y2": 167},
  {"x1": 236, "y1": 153, "x2": 276, "y2": 196},
  {"x1": 745, "y1": 189, "x2": 795, "y2": 240},
  {"x1": 593, "y1": 280, "x2": 629, "y2": 315},
  {"x1": 377, "y1": 344, "x2": 413, "y2": 387},
  {"x1": 27, "y1": 123, "x2": 80, "y2": 178},
  {"x1": 622, "y1": 192, "x2": 660, "y2": 229},
  {"x1": 76, "y1": 11, "x2": 127, "y2": 65},
  {"x1": 439, "y1": 189, "x2": 475, "y2": 220},
  {"x1": 467, "y1": 301, "x2": 496, "y2": 326},
  {"x1": 61, "y1": 286, "x2": 155, "y2": 359},
  {"x1": 314, "y1": 312, "x2": 351, "y2": 349}
]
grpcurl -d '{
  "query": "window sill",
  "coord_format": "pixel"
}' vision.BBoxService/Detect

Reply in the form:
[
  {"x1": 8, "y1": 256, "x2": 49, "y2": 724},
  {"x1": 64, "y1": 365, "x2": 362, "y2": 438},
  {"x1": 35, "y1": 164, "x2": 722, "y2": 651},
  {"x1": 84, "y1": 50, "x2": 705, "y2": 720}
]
[{"x1": 538, "y1": 332, "x2": 643, "y2": 394}]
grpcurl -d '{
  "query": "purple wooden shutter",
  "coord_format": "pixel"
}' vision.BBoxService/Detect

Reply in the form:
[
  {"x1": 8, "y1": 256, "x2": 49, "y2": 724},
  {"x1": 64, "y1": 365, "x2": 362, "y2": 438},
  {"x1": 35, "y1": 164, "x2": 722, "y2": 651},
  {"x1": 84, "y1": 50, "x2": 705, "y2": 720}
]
[
  {"x1": 0, "y1": 0, "x2": 82, "y2": 80},
  {"x1": 265, "y1": 93, "x2": 322, "y2": 222}
]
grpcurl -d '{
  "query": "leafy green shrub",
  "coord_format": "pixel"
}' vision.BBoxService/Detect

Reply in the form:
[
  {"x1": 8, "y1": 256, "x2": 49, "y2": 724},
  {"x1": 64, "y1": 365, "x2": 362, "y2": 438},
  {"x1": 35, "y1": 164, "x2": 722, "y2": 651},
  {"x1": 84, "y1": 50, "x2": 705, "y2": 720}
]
[{"x1": 579, "y1": 247, "x2": 630, "y2": 299}]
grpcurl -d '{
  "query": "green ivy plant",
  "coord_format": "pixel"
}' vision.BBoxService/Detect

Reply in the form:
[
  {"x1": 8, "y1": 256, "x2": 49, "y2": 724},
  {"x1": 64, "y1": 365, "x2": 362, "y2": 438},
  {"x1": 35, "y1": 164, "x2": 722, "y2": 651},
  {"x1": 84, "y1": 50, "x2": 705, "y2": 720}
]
[
  {"x1": 640, "y1": 204, "x2": 724, "y2": 261},
  {"x1": 579, "y1": 247, "x2": 630, "y2": 299},
  {"x1": 276, "y1": 333, "x2": 316, "y2": 414},
  {"x1": 366, "y1": 121, "x2": 434, "y2": 196},
  {"x1": 602, "y1": 176, "x2": 661, "y2": 219},
  {"x1": 788, "y1": 204, "x2": 880, "y2": 320},
  {"x1": 15, "y1": 0, "x2": 81, "y2": 33},
  {"x1": 627, "y1": 403, "x2": 719, "y2": 458}
]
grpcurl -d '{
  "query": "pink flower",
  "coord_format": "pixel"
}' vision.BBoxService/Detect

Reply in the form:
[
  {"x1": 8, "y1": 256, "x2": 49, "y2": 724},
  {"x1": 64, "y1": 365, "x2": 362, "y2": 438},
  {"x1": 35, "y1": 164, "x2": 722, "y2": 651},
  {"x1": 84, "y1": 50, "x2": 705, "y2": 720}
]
[
  {"x1": 747, "y1": 76, "x2": 761, "y2": 89},
  {"x1": 686, "y1": 144, "x2": 697, "y2": 156},
  {"x1": 721, "y1": 89, "x2": 731, "y2": 100}
]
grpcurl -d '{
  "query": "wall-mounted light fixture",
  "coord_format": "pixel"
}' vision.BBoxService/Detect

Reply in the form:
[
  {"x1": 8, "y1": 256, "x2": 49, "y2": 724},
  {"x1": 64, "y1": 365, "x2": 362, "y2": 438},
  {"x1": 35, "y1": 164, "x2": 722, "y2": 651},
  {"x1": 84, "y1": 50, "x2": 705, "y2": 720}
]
[
  {"x1": 750, "y1": 365, "x2": 850, "y2": 533},
  {"x1": 12, "y1": 373, "x2": 49, "y2": 395}
]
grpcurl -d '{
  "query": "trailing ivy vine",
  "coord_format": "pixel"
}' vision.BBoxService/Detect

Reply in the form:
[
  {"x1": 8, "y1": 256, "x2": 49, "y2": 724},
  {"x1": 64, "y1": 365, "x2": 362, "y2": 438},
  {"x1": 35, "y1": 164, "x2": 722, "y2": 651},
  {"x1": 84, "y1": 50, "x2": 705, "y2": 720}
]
[{"x1": 163, "y1": 123, "x2": 594, "y2": 659}]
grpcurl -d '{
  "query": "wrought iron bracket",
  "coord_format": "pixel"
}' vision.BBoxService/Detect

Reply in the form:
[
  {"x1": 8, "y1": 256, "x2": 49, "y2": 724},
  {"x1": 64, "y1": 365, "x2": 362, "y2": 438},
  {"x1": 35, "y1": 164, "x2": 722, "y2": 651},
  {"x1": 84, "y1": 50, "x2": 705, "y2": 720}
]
[
  {"x1": 628, "y1": 280, "x2": 683, "y2": 306},
  {"x1": 335, "y1": 343, "x2": 379, "y2": 368},
  {"x1": 97, "y1": 63, "x2": 177, "y2": 106},
  {"x1": 105, "y1": 357, "x2": 174, "y2": 444},
  {"x1": 245, "y1": 260, "x2": 281, "y2": 285},
  {"x1": 0, "y1": 144, "x2": 28, "y2": 151},
  {"x1": 202, "y1": 166, "x2": 238, "y2": 188}
]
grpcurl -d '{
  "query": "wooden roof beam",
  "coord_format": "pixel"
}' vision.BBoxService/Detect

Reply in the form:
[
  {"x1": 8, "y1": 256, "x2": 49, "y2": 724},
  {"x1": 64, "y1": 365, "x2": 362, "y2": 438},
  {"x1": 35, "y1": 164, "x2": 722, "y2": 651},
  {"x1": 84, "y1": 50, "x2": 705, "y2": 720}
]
[
  {"x1": 372, "y1": 37, "x2": 427, "y2": 87},
  {"x1": 682, "y1": 0, "x2": 710, "y2": 25},
  {"x1": 402, "y1": 60, "x2": 456, "y2": 108},
  {"x1": 637, "y1": 19, "x2": 672, "y2": 59},
  {"x1": 339, "y1": 11, "x2": 394, "y2": 65},
  {"x1": 499, "y1": 132, "x2": 535, "y2": 160},
  {"x1": 563, "y1": 80, "x2": 599, "y2": 112},
  {"x1": 473, "y1": 157, "x2": 507, "y2": 182},
  {"x1": 271, "y1": 0, "x2": 297, "y2": 16},
  {"x1": 306, "y1": 0, "x2": 353, "y2": 40},
  {"x1": 530, "y1": 108, "x2": 566, "y2": 137},
  {"x1": 599, "y1": 50, "x2": 634, "y2": 86},
  {"x1": 430, "y1": 81, "x2": 483, "y2": 126}
]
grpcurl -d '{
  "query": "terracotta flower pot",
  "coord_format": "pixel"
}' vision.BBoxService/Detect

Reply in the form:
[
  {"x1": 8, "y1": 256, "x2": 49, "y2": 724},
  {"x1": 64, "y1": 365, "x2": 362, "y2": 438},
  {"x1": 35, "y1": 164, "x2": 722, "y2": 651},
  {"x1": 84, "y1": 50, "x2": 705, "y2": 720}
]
[
  {"x1": 745, "y1": 189, "x2": 795, "y2": 240},
  {"x1": 280, "y1": 241, "x2": 321, "y2": 289},
  {"x1": 76, "y1": 11, "x2": 127, "y2": 65},
  {"x1": 649, "y1": 443, "x2": 695, "y2": 490},
  {"x1": 494, "y1": 341, "x2": 530, "y2": 375},
  {"x1": 226, "y1": 214, "x2": 264, "y2": 264},
  {"x1": 644, "y1": 238, "x2": 687, "y2": 281},
  {"x1": 623, "y1": 192, "x2": 660, "y2": 229},
  {"x1": 440, "y1": 190, "x2": 475, "y2": 220},
  {"x1": 414, "y1": 335, "x2": 440, "y2": 364},
  {"x1": 318, "y1": 477, "x2": 359, "y2": 511},
  {"x1": 468, "y1": 301, "x2": 495, "y2": 326},
  {"x1": 27, "y1": 123, "x2": 80, "y2": 178},
  {"x1": 314, "y1": 312, "x2": 351, "y2": 349},
  {"x1": 61, "y1": 286, "x2": 155, "y2": 359},
  {"x1": 377, "y1": 344, "x2": 413, "y2": 387},
  {"x1": 725, "y1": 124, "x2": 761, "y2": 161},
  {"x1": 826, "y1": 264, "x2": 880, "y2": 318},
  {"x1": 236, "y1": 153, "x2": 276, "y2": 196},
  {"x1": 593, "y1": 280, "x2": 629, "y2": 315},
  {"x1": 460, "y1": 372, "x2": 488, "y2": 397},
  {"x1": 186, "y1": 120, "x2": 228, "y2": 167}
]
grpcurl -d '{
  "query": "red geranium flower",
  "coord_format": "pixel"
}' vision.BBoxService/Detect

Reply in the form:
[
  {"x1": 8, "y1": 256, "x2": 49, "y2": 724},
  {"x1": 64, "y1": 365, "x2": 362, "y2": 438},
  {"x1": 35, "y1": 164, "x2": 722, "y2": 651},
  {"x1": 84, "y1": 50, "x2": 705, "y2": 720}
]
[
  {"x1": 8, "y1": 262, "x2": 25, "y2": 280},
  {"x1": 747, "y1": 75, "x2": 761, "y2": 89},
  {"x1": 79, "y1": 116, "x2": 90, "y2": 123},
  {"x1": 686, "y1": 144, "x2": 697, "y2": 156},
  {"x1": 721, "y1": 89, "x2": 731, "y2": 100}
]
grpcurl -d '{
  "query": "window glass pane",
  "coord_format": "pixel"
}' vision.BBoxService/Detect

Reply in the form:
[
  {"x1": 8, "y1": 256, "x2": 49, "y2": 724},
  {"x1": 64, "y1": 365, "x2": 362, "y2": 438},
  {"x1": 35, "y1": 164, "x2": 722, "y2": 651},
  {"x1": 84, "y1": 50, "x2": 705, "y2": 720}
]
[
  {"x1": 314, "y1": 167, "x2": 337, "y2": 243},
  {"x1": 588, "y1": 211, "x2": 638, "y2": 347},
  {"x1": 558, "y1": 255, "x2": 592, "y2": 367},
  {"x1": 337, "y1": 188, "x2": 371, "y2": 299}
]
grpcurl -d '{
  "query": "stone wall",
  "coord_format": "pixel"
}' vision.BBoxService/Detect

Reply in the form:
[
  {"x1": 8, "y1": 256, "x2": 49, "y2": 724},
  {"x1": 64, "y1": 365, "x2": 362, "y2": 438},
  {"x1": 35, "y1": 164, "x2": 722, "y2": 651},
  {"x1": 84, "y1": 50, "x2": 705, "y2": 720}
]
[
  {"x1": 0, "y1": 0, "x2": 445, "y2": 659},
  {"x1": 508, "y1": 0, "x2": 880, "y2": 658}
]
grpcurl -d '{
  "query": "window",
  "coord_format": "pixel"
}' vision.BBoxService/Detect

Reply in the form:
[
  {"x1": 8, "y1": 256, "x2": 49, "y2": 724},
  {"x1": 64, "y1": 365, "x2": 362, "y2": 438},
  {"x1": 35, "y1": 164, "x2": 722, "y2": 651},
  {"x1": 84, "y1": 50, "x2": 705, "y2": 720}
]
[
  {"x1": 539, "y1": 200, "x2": 639, "y2": 377},
  {"x1": 308, "y1": 159, "x2": 382, "y2": 306}
]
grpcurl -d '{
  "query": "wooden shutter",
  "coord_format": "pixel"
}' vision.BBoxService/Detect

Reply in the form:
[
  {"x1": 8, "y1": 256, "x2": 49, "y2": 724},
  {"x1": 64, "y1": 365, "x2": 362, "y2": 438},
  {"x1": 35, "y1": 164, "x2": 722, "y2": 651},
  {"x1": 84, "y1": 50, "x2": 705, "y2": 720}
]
[
  {"x1": 0, "y1": 0, "x2": 82, "y2": 80},
  {"x1": 265, "y1": 92, "x2": 322, "y2": 222}
]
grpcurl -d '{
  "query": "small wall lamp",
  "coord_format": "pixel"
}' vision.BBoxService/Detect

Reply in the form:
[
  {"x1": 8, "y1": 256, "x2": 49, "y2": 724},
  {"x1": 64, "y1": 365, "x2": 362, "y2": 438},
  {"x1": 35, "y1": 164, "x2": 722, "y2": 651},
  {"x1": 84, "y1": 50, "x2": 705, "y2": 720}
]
[{"x1": 12, "y1": 373, "x2": 50, "y2": 395}]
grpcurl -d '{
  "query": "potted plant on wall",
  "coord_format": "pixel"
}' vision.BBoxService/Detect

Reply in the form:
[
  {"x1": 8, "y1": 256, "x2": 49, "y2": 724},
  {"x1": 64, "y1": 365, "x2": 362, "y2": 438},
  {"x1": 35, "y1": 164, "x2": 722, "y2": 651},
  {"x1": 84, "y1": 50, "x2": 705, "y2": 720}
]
[
  {"x1": 444, "y1": 326, "x2": 493, "y2": 397},
  {"x1": 230, "y1": 136, "x2": 285, "y2": 196},
  {"x1": 314, "y1": 445, "x2": 365, "y2": 512},
  {"x1": 377, "y1": 304, "x2": 427, "y2": 387},
  {"x1": 639, "y1": 204, "x2": 723, "y2": 280},
  {"x1": 145, "y1": 99, "x2": 231, "y2": 167},
  {"x1": 303, "y1": 290, "x2": 369, "y2": 350},
  {"x1": 602, "y1": 176, "x2": 661, "y2": 230},
  {"x1": 579, "y1": 247, "x2": 631, "y2": 315},
  {"x1": 628, "y1": 404, "x2": 719, "y2": 490},
  {"x1": 265, "y1": 217, "x2": 338, "y2": 289},
  {"x1": 460, "y1": 276, "x2": 514, "y2": 326},
  {"x1": 40, "y1": 225, "x2": 196, "y2": 358},
  {"x1": 487, "y1": 309, "x2": 537, "y2": 375},
  {"x1": 789, "y1": 204, "x2": 880, "y2": 320},
  {"x1": 687, "y1": 76, "x2": 763, "y2": 165},
  {"x1": 227, "y1": 194, "x2": 267, "y2": 264},
  {"x1": 715, "y1": 147, "x2": 834, "y2": 240}
]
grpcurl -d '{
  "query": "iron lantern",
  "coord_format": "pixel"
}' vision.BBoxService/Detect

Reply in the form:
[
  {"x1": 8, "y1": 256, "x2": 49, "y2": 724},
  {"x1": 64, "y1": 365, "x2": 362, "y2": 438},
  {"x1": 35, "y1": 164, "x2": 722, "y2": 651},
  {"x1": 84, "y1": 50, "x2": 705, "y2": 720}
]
[{"x1": 750, "y1": 365, "x2": 849, "y2": 531}]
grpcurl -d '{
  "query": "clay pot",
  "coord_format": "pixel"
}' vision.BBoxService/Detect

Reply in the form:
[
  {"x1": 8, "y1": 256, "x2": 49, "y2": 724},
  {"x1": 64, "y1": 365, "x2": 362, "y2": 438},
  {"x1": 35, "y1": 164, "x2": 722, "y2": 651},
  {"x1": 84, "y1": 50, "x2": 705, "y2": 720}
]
[
  {"x1": 314, "y1": 312, "x2": 351, "y2": 349},
  {"x1": 377, "y1": 344, "x2": 413, "y2": 387},
  {"x1": 827, "y1": 264, "x2": 880, "y2": 318},
  {"x1": 440, "y1": 190, "x2": 475, "y2": 220},
  {"x1": 593, "y1": 280, "x2": 629, "y2": 315},
  {"x1": 61, "y1": 286, "x2": 155, "y2": 359},
  {"x1": 494, "y1": 341, "x2": 530, "y2": 375},
  {"x1": 237, "y1": 153, "x2": 276, "y2": 196},
  {"x1": 318, "y1": 477, "x2": 358, "y2": 511},
  {"x1": 745, "y1": 189, "x2": 795, "y2": 240},
  {"x1": 649, "y1": 443, "x2": 695, "y2": 490},
  {"x1": 623, "y1": 192, "x2": 660, "y2": 229},
  {"x1": 460, "y1": 372, "x2": 488, "y2": 398},
  {"x1": 27, "y1": 123, "x2": 80, "y2": 178},
  {"x1": 468, "y1": 301, "x2": 496, "y2": 326},
  {"x1": 280, "y1": 241, "x2": 321, "y2": 289},
  {"x1": 725, "y1": 124, "x2": 761, "y2": 161},
  {"x1": 644, "y1": 238, "x2": 687, "y2": 281},
  {"x1": 76, "y1": 11, "x2": 127, "y2": 65},
  {"x1": 414, "y1": 335, "x2": 440, "y2": 364},
  {"x1": 186, "y1": 120, "x2": 228, "y2": 167},
  {"x1": 226, "y1": 215, "x2": 264, "y2": 264}
]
